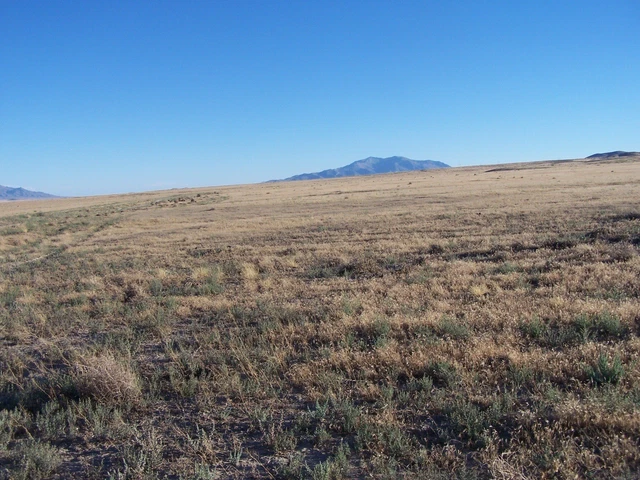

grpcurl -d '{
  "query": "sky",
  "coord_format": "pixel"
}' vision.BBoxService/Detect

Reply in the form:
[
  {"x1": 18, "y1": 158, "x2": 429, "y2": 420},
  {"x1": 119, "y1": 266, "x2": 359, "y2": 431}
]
[{"x1": 1, "y1": 1, "x2": 639, "y2": 196}]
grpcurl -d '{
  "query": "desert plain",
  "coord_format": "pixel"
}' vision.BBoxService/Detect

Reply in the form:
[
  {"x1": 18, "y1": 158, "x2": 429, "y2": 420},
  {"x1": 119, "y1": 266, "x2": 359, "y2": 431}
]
[{"x1": 1, "y1": 157, "x2": 639, "y2": 479}]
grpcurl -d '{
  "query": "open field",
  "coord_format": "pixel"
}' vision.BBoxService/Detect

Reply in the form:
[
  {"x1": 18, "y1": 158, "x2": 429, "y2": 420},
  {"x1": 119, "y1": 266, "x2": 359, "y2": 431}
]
[{"x1": 1, "y1": 157, "x2": 640, "y2": 479}]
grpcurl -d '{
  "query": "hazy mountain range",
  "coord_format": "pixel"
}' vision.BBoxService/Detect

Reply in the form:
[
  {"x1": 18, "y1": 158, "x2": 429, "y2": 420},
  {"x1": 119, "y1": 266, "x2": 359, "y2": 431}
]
[
  {"x1": 277, "y1": 156, "x2": 450, "y2": 181},
  {"x1": 0, "y1": 185, "x2": 58, "y2": 201},
  {"x1": 586, "y1": 151, "x2": 640, "y2": 159}
]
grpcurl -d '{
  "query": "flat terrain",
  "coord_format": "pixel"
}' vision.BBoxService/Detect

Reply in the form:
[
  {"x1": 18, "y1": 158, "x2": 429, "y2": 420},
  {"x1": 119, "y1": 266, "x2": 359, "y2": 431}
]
[{"x1": 1, "y1": 157, "x2": 639, "y2": 479}]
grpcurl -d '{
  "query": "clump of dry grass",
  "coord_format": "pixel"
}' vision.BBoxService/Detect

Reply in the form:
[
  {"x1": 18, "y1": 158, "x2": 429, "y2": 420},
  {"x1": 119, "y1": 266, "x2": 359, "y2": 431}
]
[{"x1": 72, "y1": 354, "x2": 141, "y2": 407}]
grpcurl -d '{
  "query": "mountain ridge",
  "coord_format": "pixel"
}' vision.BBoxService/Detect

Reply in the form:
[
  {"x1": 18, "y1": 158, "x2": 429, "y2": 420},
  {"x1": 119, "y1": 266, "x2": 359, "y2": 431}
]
[
  {"x1": 0, "y1": 185, "x2": 59, "y2": 201},
  {"x1": 586, "y1": 151, "x2": 640, "y2": 159},
  {"x1": 276, "y1": 156, "x2": 449, "y2": 181}
]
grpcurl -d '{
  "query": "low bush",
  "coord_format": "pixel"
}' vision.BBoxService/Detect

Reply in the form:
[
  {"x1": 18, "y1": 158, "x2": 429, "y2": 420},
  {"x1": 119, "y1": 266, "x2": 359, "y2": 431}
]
[{"x1": 72, "y1": 354, "x2": 142, "y2": 407}]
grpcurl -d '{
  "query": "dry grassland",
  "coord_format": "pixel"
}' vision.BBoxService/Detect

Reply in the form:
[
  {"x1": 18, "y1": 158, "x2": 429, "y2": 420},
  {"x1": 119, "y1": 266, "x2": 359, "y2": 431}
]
[{"x1": 1, "y1": 157, "x2": 639, "y2": 479}]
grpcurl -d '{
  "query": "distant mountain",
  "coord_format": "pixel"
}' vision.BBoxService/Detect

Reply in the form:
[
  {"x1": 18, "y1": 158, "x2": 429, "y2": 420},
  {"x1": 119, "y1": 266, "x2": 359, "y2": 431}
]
[
  {"x1": 278, "y1": 156, "x2": 449, "y2": 181},
  {"x1": 0, "y1": 185, "x2": 58, "y2": 201},
  {"x1": 586, "y1": 151, "x2": 640, "y2": 159}
]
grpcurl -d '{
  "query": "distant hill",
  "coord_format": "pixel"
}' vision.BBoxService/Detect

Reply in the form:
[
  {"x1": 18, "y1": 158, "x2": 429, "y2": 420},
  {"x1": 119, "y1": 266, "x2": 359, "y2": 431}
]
[
  {"x1": 278, "y1": 156, "x2": 449, "y2": 181},
  {"x1": 0, "y1": 185, "x2": 58, "y2": 201},
  {"x1": 586, "y1": 151, "x2": 640, "y2": 159}
]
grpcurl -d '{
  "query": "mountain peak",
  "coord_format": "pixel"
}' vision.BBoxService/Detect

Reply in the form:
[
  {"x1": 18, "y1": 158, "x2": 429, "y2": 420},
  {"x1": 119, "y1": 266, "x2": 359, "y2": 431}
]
[{"x1": 278, "y1": 156, "x2": 449, "y2": 182}]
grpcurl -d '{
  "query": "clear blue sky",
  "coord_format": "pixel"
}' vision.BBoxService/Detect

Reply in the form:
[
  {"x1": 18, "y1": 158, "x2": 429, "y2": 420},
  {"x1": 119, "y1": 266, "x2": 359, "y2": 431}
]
[{"x1": 1, "y1": 1, "x2": 639, "y2": 196}]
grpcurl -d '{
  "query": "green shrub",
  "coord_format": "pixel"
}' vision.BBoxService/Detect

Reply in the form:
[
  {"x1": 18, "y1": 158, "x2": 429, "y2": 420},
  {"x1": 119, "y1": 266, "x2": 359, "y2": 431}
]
[
  {"x1": 572, "y1": 312, "x2": 627, "y2": 343},
  {"x1": 149, "y1": 279, "x2": 163, "y2": 296},
  {"x1": 573, "y1": 314, "x2": 594, "y2": 343},
  {"x1": 371, "y1": 317, "x2": 391, "y2": 347},
  {"x1": 197, "y1": 269, "x2": 224, "y2": 295},
  {"x1": 593, "y1": 312, "x2": 626, "y2": 338},
  {"x1": 407, "y1": 375, "x2": 433, "y2": 393},
  {"x1": 438, "y1": 315, "x2": 470, "y2": 340},
  {"x1": 378, "y1": 424, "x2": 413, "y2": 459},
  {"x1": 0, "y1": 287, "x2": 20, "y2": 308},
  {"x1": 0, "y1": 409, "x2": 19, "y2": 449},
  {"x1": 586, "y1": 354, "x2": 624, "y2": 386},
  {"x1": 520, "y1": 317, "x2": 576, "y2": 349},
  {"x1": 507, "y1": 364, "x2": 535, "y2": 391},
  {"x1": 330, "y1": 398, "x2": 361, "y2": 434},
  {"x1": 35, "y1": 400, "x2": 77, "y2": 439},
  {"x1": 425, "y1": 360, "x2": 458, "y2": 387},
  {"x1": 492, "y1": 262, "x2": 520, "y2": 274},
  {"x1": 13, "y1": 439, "x2": 62, "y2": 480},
  {"x1": 520, "y1": 317, "x2": 547, "y2": 340}
]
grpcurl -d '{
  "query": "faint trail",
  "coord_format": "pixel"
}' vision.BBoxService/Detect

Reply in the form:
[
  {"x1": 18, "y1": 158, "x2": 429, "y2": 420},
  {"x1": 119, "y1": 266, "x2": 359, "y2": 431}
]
[
  {"x1": 0, "y1": 213, "x2": 123, "y2": 274},
  {"x1": 0, "y1": 247, "x2": 67, "y2": 273}
]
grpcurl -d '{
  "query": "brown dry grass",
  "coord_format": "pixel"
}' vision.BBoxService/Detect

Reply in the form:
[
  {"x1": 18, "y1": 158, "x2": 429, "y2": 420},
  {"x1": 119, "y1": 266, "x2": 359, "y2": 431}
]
[
  {"x1": 0, "y1": 156, "x2": 639, "y2": 478},
  {"x1": 72, "y1": 354, "x2": 142, "y2": 408}
]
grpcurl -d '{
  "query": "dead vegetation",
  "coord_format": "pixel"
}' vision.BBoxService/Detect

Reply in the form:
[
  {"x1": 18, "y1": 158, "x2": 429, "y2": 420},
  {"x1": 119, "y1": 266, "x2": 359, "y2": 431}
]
[{"x1": 0, "y1": 158, "x2": 639, "y2": 478}]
